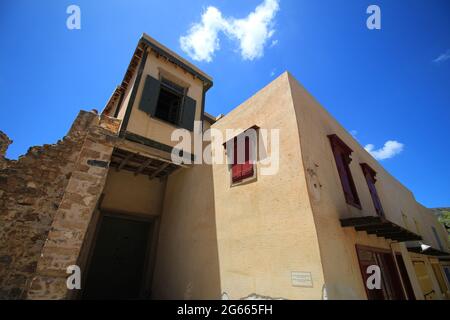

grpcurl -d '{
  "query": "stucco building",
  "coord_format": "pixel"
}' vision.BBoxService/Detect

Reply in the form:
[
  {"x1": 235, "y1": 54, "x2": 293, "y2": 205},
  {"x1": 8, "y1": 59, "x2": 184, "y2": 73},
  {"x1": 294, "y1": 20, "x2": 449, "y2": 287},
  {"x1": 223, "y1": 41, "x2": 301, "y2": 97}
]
[{"x1": 0, "y1": 34, "x2": 449, "y2": 300}]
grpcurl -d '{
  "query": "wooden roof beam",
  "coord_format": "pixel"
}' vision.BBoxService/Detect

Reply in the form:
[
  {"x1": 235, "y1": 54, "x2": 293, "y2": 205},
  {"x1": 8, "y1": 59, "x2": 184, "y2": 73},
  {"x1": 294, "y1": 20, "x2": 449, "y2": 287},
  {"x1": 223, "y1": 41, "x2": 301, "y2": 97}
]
[
  {"x1": 117, "y1": 153, "x2": 134, "y2": 172},
  {"x1": 149, "y1": 163, "x2": 169, "y2": 180},
  {"x1": 135, "y1": 158, "x2": 153, "y2": 176}
]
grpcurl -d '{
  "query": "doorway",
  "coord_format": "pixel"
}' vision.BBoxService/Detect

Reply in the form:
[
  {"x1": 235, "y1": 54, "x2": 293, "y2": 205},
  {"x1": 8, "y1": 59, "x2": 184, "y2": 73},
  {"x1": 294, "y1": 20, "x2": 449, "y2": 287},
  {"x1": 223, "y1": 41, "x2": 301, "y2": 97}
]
[
  {"x1": 395, "y1": 254, "x2": 416, "y2": 300},
  {"x1": 82, "y1": 213, "x2": 155, "y2": 299},
  {"x1": 413, "y1": 260, "x2": 436, "y2": 300},
  {"x1": 356, "y1": 245, "x2": 406, "y2": 300}
]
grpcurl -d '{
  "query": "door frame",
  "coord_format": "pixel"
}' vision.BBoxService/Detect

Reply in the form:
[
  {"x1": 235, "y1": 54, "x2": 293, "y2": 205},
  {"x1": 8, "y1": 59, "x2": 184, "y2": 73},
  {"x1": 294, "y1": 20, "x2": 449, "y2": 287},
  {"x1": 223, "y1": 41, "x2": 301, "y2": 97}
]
[
  {"x1": 81, "y1": 208, "x2": 160, "y2": 299},
  {"x1": 355, "y1": 244, "x2": 406, "y2": 300}
]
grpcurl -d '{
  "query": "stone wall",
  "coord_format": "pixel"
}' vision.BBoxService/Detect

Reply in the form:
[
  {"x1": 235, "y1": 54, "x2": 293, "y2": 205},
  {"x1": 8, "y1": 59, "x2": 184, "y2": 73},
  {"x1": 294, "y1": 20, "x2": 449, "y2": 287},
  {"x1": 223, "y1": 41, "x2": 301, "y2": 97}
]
[
  {"x1": 0, "y1": 111, "x2": 119, "y2": 299},
  {"x1": 0, "y1": 131, "x2": 12, "y2": 169},
  {"x1": 27, "y1": 114, "x2": 120, "y2": 299}
]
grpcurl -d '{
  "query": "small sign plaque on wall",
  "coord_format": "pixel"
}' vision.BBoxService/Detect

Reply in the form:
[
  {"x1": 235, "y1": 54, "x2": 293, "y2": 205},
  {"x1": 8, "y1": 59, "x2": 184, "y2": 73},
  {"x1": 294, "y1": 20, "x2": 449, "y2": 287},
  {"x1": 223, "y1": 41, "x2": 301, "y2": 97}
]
[{"x1": 291, "y1": 271, "x2": 313, "y2": 287}]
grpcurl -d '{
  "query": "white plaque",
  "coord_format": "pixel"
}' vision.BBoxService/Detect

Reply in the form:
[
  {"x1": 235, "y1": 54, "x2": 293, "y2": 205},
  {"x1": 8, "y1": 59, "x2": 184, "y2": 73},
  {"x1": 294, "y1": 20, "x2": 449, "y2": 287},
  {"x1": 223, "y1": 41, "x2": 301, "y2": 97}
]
[{"x1": 291, "y1": 271, "x2": 313, "y2": 287}]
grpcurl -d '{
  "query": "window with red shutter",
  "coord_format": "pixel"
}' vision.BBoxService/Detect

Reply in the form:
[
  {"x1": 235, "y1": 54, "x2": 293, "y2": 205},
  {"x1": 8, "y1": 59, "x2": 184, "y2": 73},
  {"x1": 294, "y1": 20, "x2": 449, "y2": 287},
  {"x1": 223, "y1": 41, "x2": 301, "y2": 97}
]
[
  {"x1": 230, "y1": 134, "x2": 255, "y2": 184},
  {"x1": 328, "y1": 134, "x2": 361, "y2": 208},
  {"x1": 360, "y1": 163, "x2": 384, "y2": 216}
]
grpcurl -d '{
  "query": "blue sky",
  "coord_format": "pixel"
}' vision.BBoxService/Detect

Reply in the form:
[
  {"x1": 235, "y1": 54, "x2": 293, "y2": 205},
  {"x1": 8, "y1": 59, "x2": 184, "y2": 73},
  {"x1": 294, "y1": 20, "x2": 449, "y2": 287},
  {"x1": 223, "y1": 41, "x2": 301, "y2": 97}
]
[{"x1": 0, "y1": 0, "x2": 449, "y2": 207}]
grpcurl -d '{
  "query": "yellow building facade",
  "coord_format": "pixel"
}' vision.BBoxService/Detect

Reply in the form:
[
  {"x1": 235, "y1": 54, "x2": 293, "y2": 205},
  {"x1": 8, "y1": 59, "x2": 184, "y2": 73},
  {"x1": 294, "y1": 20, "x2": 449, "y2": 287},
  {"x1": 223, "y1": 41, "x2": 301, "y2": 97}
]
[{"x1": 0, "y1": 34, "x2": 448, "y2": 300}]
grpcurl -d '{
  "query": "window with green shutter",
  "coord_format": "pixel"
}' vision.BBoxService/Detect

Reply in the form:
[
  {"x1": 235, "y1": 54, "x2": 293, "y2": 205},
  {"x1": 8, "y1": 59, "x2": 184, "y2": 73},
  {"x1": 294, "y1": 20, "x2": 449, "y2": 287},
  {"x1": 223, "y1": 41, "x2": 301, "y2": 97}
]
[{"x1": 139, "y1": 75, "x2": 197, "y2": 131}]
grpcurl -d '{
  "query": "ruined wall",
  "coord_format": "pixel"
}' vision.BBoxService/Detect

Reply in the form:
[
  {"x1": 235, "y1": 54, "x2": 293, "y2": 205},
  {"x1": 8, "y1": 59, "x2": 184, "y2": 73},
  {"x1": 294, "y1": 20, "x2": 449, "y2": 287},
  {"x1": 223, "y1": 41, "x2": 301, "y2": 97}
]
[
  {"x1": 27, "y1": 113, "x2": 120, "y2": 299},
  {"x1": 0, "y1": 112, "x2": 97, "y2": 299},
  {"x1": 0, "y1": 111, "x2": 120, "y2": 299},
  {"x1": 0, "y1": 131, "x2": 12, "y2": 169}
]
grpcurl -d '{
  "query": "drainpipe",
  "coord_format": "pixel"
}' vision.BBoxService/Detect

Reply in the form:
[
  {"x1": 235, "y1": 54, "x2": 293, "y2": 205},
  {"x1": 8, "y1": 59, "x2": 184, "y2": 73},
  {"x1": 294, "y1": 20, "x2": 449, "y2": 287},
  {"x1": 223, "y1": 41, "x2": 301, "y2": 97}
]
[{"x1": 390, "y1": 242, "x2": 409, "y2": 300}]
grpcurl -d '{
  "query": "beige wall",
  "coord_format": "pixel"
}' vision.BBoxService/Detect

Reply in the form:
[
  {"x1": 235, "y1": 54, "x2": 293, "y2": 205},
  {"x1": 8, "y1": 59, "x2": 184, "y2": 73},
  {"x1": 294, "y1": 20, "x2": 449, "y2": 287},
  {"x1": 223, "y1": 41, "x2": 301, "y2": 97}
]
[
  {"x1": 287, "y1": 72, "x2": 395, "y2": 299},
  {"x1": 415, "y1": 204, "x2": 449, "y2": 251},
  {"x1": 210, "y1": 73, "x2": 325, "y2": 300},
  {"x1": 286, "y1": 72, "x2": 449, "y2": 299},
  {"x1": 101, "y1": 169, "x2": 166, "y2": 216},
  {"x1": 151, "y1": 156, "x2": 221, "y2": 299}
]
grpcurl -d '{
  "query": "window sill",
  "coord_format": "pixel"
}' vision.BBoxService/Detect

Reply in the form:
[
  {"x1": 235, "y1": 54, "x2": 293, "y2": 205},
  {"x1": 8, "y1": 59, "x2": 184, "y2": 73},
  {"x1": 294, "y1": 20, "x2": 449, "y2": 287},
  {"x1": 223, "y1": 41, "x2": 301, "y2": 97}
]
[
  {"x1": 150, "y1": 115, "x2": 195, "y2": 132},
  {"x1": 346, "y1": 201, "x2": 362, "y2": 210},
  {"x1": 230, "y1": 173, "x2": 257, "y2": 187}
]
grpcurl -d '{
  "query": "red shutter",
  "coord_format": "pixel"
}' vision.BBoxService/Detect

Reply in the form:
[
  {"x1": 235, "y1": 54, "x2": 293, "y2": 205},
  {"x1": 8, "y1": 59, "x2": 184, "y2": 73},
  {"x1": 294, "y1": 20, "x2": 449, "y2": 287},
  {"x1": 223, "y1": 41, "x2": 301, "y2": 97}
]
[
  {"x1": 328, "y1": 134, "x2": 360, "y2": 208},
  {"x1": 241, "y1": 136, "x2": 254, "y2": 179},
  {"x1": 367, "y1": 177, "x2": 383, "y2": 215},
  {"x1": 231, "y1": 137, "x2": 242, "y2": 182},
  {"x1": 231, "y1": 136, "x2": 254, "y2": 183},
  {"x1": 334, "y1": 151, "x2": 355, "y2": 203},
  {"x1": 361, "y1": 164, "x2": 384, "y2": 216}
]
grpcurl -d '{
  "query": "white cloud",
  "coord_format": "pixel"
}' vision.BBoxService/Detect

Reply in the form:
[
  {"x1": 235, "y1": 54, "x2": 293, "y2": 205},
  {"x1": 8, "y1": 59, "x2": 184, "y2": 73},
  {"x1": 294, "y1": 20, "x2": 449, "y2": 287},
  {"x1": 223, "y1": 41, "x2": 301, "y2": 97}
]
[
  {"x1": 433, "y1": 49, "x2": 450, "y2": 63},
  {"x1": 364, "y1": 140, "x2": 404, "y2": 160},
  {"x1": 270, "y1": 68, "x2": 276, "y2": 76},
  {"x1": 270, "y1": 39, "x2": 279, "y2": 48},
  {"x1": 179, "y1": 7, "x2": 224, "y2": 63},
  {"x1": 180, "y1": 0, "x2": 280, "y2": 62}
]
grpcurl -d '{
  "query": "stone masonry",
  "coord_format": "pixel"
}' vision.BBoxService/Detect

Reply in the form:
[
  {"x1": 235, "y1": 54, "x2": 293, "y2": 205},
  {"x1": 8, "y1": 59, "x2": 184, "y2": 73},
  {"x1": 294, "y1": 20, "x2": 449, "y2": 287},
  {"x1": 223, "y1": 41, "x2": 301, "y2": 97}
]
[
  {"x1": 0, "y1": 111, "x2": 121, "y2": 299},
  {"x1": 0, "y1": 131, "x2": 12, "y2": 170}
]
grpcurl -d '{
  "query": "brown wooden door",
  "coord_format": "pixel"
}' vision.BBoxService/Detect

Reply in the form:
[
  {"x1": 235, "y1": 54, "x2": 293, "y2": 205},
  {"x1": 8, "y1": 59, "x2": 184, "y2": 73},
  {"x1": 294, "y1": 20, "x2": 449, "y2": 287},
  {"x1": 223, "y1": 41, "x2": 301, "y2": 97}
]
[
  {"x1": 395, "y1": 254, "x2": 416, "y2": 300},
  {"x1": 356, "y1": 246, "x2": 406, "y2": 300},
  {"x1": 356, "y1": 246, "x2": 386, "y2": 300},
  {"x1": 83, "y1": 215, "x2": 152, "y2": 299}
]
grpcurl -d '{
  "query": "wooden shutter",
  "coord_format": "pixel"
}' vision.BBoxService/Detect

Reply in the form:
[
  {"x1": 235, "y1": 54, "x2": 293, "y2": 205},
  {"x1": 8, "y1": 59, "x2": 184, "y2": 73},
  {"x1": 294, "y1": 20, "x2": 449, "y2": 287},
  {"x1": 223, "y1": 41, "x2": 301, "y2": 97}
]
[
  {"x1": 334, "y1": 152, "x2": 355, "y2": 203},
  {"x1": 395, "y1": 254, "x2": 416, "y2": 300},
  {"x1": 361, "y1": 164, "x2": 384, "y2": 216},
  {"x1": 139, "y1": 75, "x2": 160, "y2": 116},
  {"x1": 356, "y1": 247, "x2": 386, "y2": 300},
  {"x1": 231, "y1": 138, "x2": 242, "y2": 182},
  {"x1": 241, "y1": 136, "x2": 254, "y2": 179},
  {"x1": 328, "y1": 134, "x2": 360, "y2": 208},
  {"x1": 367, "y1": 178, "x2": 383, "y2": 216},
  {"x1": 179, "y1": 96, "x2": 196, "y2": 131}
]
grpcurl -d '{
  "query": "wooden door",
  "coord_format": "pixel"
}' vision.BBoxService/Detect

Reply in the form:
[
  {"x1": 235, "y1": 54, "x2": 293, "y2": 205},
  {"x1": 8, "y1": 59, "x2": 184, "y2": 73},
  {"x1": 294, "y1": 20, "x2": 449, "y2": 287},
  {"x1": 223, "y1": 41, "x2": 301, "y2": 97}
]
[
  {"x1": 395, "y1": 254, "x2": 416, "y2": 300},
  {"x1": 83, "y1": 214, "x2": 152, "y2": 299},
  {"x1": 413, "y1": 261, "x2": 436, "y2": 300},
  {"x1": 356, "y1": 246, "x2": 406, "y2": 300}
]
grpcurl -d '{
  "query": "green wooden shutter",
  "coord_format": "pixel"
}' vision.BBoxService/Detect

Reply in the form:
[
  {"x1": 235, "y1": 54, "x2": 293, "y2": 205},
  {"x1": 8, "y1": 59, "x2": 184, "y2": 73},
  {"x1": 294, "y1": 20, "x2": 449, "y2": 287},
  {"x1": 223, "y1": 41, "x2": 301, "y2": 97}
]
[
  {"x1": 139, "y1": 75, "x2": 160, "y2": 116},
  {"x1": 179, "y1": 96, "x2": 196, "y2": 131}
]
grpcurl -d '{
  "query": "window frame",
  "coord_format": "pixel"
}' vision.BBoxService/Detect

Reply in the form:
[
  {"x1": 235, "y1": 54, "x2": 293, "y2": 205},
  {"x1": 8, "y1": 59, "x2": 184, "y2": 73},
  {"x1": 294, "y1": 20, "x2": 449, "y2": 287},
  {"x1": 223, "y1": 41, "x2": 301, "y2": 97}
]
[
  {"x1": 328, "y1": 134, "x2": 361, "y2": 209},
  {"x1": 138, "y1": 74, "x2": 197, "y2": 131},
  {"x1": 154, "y1": 77, "x2": 186, "y2": 126},
  {"x1": 355, "y1": 245, "x2": 406, "y2": 300},
  {"x1": 225, "y1": 129, "x2": 258, "y2": 186}
]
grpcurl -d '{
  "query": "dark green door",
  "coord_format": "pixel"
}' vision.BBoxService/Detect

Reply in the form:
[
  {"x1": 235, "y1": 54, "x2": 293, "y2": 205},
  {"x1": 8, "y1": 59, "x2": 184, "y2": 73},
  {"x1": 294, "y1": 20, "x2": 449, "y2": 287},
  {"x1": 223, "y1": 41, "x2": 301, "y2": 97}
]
[{"x1": 83, "y1": 215, "x2": 152, "y2": 299}]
